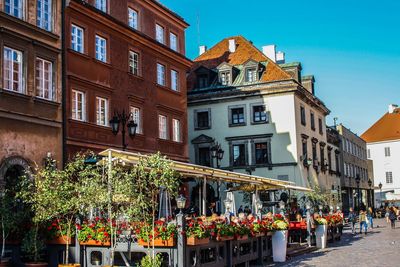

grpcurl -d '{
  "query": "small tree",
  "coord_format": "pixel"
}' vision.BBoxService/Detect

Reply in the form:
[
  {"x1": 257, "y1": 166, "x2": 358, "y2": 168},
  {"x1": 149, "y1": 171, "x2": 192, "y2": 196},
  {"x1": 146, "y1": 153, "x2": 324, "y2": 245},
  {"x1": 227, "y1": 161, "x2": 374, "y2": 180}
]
[{"x1": 305, "y1": 185, "x2": 330, "y2": 210}]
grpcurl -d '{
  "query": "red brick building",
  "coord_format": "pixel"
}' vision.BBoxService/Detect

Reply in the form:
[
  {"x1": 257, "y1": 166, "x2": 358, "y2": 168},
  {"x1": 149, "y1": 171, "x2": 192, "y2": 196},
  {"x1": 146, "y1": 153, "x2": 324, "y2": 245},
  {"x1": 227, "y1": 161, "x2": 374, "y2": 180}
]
[{"x1": 65, "y1": 0, "x2": 192, "y2": 162}]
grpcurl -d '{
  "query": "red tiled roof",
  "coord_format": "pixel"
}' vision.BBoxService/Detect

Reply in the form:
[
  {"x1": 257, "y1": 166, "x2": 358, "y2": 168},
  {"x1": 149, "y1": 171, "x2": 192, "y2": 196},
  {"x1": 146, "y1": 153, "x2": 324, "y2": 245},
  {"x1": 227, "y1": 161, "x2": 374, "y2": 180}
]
[
  {"x1": 193, "y1": 36, "x2": 291, "y2": 82},
  {"x1": 361, "y1": 108, "x2": 400, "y2": 143}
]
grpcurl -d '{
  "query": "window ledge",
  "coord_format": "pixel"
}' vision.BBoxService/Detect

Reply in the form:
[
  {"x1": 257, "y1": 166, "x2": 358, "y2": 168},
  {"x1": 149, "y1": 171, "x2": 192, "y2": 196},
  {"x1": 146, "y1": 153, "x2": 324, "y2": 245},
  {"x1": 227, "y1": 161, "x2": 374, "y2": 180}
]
[
  {"x1": 229, "y1": 123, "x2": 246, "y2": 127},
  {"x1": 34, "y1": 97, "x2": 60, "y2": 107},
  {"x1": 250, "y1": 121, "x2": 269, "y2": 125},
  {"x1": 0, "y1": 88, "x2": 31, "y2": 101},
  {"x1": 93, "y1": 58, "x2": 112, "y2": 68},
  {"x1": 127, "y1": 72, "x2": 144, "y2": 81},
  {"x1": 195, "y1": 126, "x2": 211, "y2": 131},
  {"x1": 155, "y1": 83, "x2": 182, "y2": 96}
]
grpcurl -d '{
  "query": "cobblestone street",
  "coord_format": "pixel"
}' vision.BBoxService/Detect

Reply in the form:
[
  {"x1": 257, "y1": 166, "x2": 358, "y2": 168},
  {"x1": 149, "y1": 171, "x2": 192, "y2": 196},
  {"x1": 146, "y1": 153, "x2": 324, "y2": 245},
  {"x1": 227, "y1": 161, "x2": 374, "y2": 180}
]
[{"x1": 269, "y1": 219, "x2": 400, "y2": 267}]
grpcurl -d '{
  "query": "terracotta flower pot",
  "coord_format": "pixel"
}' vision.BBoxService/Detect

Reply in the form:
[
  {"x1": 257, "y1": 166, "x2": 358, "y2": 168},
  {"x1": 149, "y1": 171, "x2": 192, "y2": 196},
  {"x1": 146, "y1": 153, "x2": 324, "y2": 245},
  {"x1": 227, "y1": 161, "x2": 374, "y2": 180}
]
[
  {"x1": 138, "y1": 237, "x2": 175, "y2": 247},
  {"x1": 47, "y1": 236, "x2": 75, "y2": 245},
  {"x1": 235, "y1": 234, "x2": 248, "y2": 241},
  {"x1": 79, "y1": 239, "x2": 111, "y2": 246},
  {"x1": 25, "y1": 263, "x2": 48, "y2": 267},
  {"x1": 216, "y1": 236, "x2": 234, "y2": 242},
  {"x1": 187, "y1": 236, "x2": 209, "y2": 246},
  {"x1": 255, "y1": 232, "x2": 265, "y2": 237}
]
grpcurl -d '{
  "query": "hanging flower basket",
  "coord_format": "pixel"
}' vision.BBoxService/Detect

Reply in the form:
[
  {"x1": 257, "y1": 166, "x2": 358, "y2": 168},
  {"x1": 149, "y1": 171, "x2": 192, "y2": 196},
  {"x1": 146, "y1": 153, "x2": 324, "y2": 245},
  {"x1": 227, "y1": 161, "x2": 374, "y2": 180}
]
[
  {"x1": 138, "y1": 237, "x2": 175, "y2": 247},
  {"x1": 187, "y1": 236, "x2": 209, "y2": 246}
]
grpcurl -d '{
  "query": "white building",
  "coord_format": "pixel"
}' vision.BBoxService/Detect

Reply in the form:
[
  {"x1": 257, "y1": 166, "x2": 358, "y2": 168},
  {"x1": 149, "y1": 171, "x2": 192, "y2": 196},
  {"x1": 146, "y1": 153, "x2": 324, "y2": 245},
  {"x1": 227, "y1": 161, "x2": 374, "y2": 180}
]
[
  {"x1": 362, "y1": 104, "x2": 400, "y2": 206},
  {"x1": 187, "y1": 36, "x2": 339, "y2": 211}
]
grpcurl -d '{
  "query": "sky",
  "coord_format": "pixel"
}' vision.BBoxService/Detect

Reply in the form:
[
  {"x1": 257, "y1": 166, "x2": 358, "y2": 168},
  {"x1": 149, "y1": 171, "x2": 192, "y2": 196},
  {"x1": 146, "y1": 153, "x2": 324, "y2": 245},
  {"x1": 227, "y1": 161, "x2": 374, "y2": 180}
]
[{"x1": 162, "y1": 0, "x2": 400, "y2": 135}]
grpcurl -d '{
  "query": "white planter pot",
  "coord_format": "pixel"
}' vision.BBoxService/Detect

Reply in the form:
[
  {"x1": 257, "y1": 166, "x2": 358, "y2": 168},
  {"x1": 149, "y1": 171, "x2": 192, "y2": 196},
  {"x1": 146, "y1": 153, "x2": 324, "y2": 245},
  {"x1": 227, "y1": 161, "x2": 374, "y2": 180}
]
[
  {"x1": 315, "y1": 224, "x2": 327, "y2": 249},
  {"x1": 272, "y1": 230, "x2": 287, "y2": 262}
]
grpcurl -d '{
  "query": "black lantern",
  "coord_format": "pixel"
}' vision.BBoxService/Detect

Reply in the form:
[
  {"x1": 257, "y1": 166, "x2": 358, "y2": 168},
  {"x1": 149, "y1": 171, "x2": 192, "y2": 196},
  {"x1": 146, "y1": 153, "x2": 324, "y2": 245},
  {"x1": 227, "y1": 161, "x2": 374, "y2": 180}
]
[
  {"x1": 109, "y1": 115, "x2": 120, "y2": 135},
  {"x1": 127, "y1": 119, "x2": 137, "y2": 137},
  {"x1": 368, "y1": 179, "x2": 372, "y2": 188},
  {"x1": 355, "y1": 174, "x2": 361, "y2": 185},
  {"x1": 211, "y1": 142, "x2": 224, "y2": 168},
  {"x1": 378, "y1": 182, "x2": 382, "y2": 190},
  {"x1": 109, "y1": 109, "x2": 138, "y2": 151}
]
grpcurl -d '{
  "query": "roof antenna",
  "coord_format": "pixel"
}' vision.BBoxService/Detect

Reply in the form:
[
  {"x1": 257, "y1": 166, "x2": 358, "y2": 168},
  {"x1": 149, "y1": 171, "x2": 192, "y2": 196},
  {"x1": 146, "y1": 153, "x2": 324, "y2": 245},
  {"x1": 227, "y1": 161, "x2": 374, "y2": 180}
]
[{"x1": 333, "y1": 117, "x2": 338, "y2": 127}]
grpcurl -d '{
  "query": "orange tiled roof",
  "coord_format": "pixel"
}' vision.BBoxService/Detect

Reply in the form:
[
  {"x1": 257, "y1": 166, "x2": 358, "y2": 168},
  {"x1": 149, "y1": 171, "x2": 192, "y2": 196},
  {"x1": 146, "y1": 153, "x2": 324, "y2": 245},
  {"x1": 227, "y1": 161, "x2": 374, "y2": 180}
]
[
  {"x1": 361, "y1": 108, "x2": 400, "y2": 143},
  {"x1": 193, "y1": 36, "x2": 291, "y2": 82}
]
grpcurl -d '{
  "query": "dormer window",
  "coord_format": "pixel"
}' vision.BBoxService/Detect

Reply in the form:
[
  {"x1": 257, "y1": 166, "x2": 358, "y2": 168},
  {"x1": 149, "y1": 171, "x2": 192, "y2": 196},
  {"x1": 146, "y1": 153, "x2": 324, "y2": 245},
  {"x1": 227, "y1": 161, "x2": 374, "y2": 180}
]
[
  {"x1": 198, "y1": 74, "x2": 208, "y2": 88},
  {"x1": 245, "y1": 67, "x2": 257, "y2": 82},
  {"x1": 220, "y1": 71, "x2": 231, "y2": 86}
]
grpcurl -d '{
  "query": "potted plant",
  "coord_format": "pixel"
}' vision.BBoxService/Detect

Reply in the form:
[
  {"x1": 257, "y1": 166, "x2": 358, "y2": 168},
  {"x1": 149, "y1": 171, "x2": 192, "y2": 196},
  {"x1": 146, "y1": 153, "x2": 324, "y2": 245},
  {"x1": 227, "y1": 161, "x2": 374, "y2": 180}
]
[
  {"x1": 314, "y1": 217, "x2": 328, "y2": 249},
  {"x1": 185, "y1": 217, "x2": 210, "y2": 246},
  {"x1": 138, "y1": 220, "x2": 177, "y2": 247},
  {"x1": 20, "y1": 226, "x2": 47, "y2": 267},
  {"x1": 210, "y1": 219, "x2": 235, "y2": 241},
  {"x1": 78, "y1": 217, "x2": 111, "y2": 246},
  {"x1": 139, "y1": 253, "x2": 162, "y2": 267},
  {"x1": 45, "y1": 219, "x2": 75, "y2": 245},
  {"x1": 271, "y1": 214, "x2": 289, "y2": 262}
]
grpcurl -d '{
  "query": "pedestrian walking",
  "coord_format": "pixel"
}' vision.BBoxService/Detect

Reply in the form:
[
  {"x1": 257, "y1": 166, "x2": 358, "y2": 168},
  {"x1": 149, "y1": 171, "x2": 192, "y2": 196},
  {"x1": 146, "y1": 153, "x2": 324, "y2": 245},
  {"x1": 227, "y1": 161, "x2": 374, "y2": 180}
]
[
  {"x1": 348, "y1": 208, "x2": 357, "y2": 234},
  {"x1": 389, "y1": 207, "x2": 396, "y2": 229},
  {"x1": 367, "y1": 207, "x2": 374, "y2": 229},
  {"x1": 359, "y1": 210, "x2": 368, "y2": 234},
  {"x1": 385, "y1": 207, "x2": 390, "y2": 224}
]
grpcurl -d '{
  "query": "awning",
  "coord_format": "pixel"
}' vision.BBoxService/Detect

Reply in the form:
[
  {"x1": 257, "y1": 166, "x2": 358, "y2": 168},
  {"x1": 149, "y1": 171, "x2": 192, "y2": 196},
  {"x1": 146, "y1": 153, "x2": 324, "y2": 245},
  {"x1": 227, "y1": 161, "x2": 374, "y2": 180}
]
[
  {"x1": 231, "y1": 183, "x2": 313, "y2": 193},
  {"x1": 98, "y1": 149, "x2": 307, "y2": 191}
]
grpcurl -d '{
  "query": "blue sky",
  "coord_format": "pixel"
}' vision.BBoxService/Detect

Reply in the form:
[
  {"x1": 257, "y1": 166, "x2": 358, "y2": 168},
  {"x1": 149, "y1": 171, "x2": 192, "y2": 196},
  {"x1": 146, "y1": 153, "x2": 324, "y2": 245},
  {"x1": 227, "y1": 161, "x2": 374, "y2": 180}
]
[{"x1": 162, "y1": 0, "x2": 400, "y2": 135}]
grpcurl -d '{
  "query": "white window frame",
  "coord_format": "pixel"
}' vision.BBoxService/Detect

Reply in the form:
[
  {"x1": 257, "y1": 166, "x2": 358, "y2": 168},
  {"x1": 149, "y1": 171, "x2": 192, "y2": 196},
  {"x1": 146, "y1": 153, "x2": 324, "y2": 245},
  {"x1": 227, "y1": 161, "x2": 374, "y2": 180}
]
[
  {"x1": 36, "y1": 57, "x2": 54, "y2": 100},
  {"x1": 72, "y1": 90, "x2": 86, "y2": 121},
  {"x1": 128, "y1": 8, "x2": 138, "y2": 30},
  {"x1": 130, "y1": 106, "x2": 142, "y2": 134},
  {"x1": 37, "y1": 0, "x2": 52, "y2": 31},
  {"x1": 3, "y1": 47, "x2": 24, "y2": 93},
  {"x1": 4, "y1": 0, "x2": 24, "y2": 19},
  {"x1": 71, "y1": 24, "x2": 84, "y2": 53},
  {"x1": 386, "y1": 171, "x2": 393, "y2": 184},
  {"x1": 171, "y1": 69, "x2": 179, "y2": 91},
  {"x1": 172, "y1": 118, "x2": 181, "y2": 142},
  {"x1": 96, "y1": 96, "x2": 109, "y2": 126},
  {"x1": 169, "y1": 32, "x2": 178, "y2": 51},
  {"x1": 129, "y1": 51, "x2": 139, "y2": 76},
  {"x1": 158, "y1": 115, "x2": 167, "y2": 140},
  {"x1": 385, "y1": 147, "x2": 391, "y2": 157},
  {"x1": 95, "y1": 0, "x2": 107, "y2": 13},
  {"x1": 155, "y1": 24, "x2": 165, "y2": 44},
  {"x1": 95, "y1": 35, "x2": 107, "y2": 62},
  {"x1": 157, "y1": 63, "x2": 166, "y2": 86}
]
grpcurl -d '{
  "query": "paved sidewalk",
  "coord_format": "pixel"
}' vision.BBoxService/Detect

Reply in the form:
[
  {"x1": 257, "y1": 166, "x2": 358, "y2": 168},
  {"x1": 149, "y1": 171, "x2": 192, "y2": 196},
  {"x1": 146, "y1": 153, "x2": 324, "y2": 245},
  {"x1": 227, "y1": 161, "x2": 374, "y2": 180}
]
[{"x1": 268, "y1": 219, "x2": 400, "y2": 267}]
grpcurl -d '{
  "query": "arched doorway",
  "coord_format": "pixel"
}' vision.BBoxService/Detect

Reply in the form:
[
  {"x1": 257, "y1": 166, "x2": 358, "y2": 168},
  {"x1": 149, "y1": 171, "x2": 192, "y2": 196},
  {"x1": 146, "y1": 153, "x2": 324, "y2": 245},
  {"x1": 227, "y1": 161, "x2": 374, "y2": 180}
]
[{"x1": 0, "y1": 156, "x2": 31, "y2": 188}]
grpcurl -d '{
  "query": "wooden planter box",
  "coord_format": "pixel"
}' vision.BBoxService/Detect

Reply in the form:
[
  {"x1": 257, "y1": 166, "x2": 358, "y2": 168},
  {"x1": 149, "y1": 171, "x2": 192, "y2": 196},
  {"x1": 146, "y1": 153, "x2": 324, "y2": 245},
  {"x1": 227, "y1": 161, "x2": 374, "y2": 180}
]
[
  {"x1": 187, "y1": 236, "x2": 209, "y2": 246},
  {"x1": 216, "y1": 236, "x2": 234, "y2": 242},
  {"x1": 79, "y1": 240, "x2": 111, "y2": 246},
  {"x1": 138, "y1": 237, "x2": 175, "y2": 247},
  {"x1": 58, "y1": 264, "x2": 80, "y2": 267},
  {"x1": 47, "y1": 236, "x2": 75, "y2": 245},
  {"x1": 254, "y1": 232, "x2": 265, "y2": 237},
  {"x1": 235, "y1": 234, "x2": 248, "y2": 241}
]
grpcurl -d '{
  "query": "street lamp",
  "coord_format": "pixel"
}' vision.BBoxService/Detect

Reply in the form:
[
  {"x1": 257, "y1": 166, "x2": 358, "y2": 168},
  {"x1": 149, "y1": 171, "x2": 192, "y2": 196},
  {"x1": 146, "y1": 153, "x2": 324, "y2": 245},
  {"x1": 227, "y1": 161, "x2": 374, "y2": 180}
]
[
  {"x1": 355, "y1": 174, "x2": 361, "y2": 213},
  {"x1": 109, "y1": 109, "x2": 137, "y2": 151},
  {"x1": 211, "y1": 142, "x2": 224, "y2": 168},
  {"x1": 368, "y1": 179, "x2": 372, "y2": 208},
  {"x1": 379, "y1": 182, "x2": 383, "y2": 208},
  {"x1": 176, "y1": 195, "x2": 186, "y2": 214}
]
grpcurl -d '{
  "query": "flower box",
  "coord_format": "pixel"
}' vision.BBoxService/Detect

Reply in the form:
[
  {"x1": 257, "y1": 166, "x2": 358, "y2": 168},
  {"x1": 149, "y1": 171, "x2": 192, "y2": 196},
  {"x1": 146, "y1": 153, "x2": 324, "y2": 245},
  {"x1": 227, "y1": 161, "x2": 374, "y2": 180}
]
[
  {"x1": 47, "y1": 236, "x2": 75, "y2": 245},
  {"x1": 216, "y1": 236, "x2": 234, "y2": 242},
  {"x1": 255, "y1": 232, "x2": 265, "y2": 237},
  {"x1": 58, "y1": 264, "x2": 80, "y2": 267},
  {"x1": 187, "y1": 236, "x2": 210, "y2": 246},
  {"x1": 138, "y1": 237, "x2": 175, "y2": 247},
  {"x1": 235, "y1": 234, "x2": 248, "y2": 241},
  {"x1": 79, "y1": 240, "x2": 111, "y2": 246}
]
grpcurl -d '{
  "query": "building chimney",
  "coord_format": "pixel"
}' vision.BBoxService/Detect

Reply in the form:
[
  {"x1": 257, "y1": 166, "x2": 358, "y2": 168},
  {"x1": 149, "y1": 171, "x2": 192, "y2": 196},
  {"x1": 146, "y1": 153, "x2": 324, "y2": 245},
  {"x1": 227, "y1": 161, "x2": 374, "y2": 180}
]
[
  {"x1": 228, "y1": 39, "x2": 236, "y2": 53},
  {"x1": 276, "y1": 51, "x2": 285, "y2": 64},
  {"x1": 388, "y1": 104, "x2": 398, "y2": 113},
  {"x1": 199, "y1": 45, "x2": 207, "y2": 56},
  {"x1": 262, "y1": 45, "x2": 276, "y2": 62}
]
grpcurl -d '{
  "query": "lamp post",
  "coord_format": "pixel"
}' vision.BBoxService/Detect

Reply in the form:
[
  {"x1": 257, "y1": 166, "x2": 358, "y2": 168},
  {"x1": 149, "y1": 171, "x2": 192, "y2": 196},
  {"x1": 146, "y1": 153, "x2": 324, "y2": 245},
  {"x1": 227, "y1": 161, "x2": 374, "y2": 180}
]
[
  {"x1": 211, "y1": 142, "x2": 224, "y2": 214},
  {"x1": 355, "y1": 174, "x2": 361, "y2": 213},
  {"x1": 306, "y1": 202, "x2": 311, "y2": 247},
  {"x1": 109, "y1": 109, "x2": 137, "y2": 151},
  {"x1": 379, "y1": 182, "x2": 383, "y2": 208},
  {"x1": 176, "y1": 195, "x2": 186, "y2": 267},
  {"x1": 368, "y1": 179, "x2": 372, "y2": 208}
]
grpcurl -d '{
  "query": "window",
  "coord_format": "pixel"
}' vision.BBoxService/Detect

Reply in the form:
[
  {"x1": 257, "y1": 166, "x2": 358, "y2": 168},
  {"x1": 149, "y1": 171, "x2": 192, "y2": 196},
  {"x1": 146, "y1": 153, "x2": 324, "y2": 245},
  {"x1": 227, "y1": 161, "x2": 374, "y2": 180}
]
[
  {"x1": 300, "y1": 106, "x2": 306, "y2": 126},
  {"x1": 155, "y1": 24, "x2": 165, "y2": 44},
  {"x1": 96, "y1": 97, "x2": 108, "y2": 126},
  {"x1": 5, "y1": 0, "x2": 24, "y2": 19},
  {"x1": 198, "y1": 147, "x2": 211, "y2": 167},
  {"x1": 158, "y1": 115, "x2": 167, "y2": 139},
  {"x1": 198, "y1": 74, "x2": 208, "y2": 88},
  {"x1": 170, "y1": 32, "x2": 178, "y2": 51},
  {"x1": 35, "y1": 58, "x2": 53, "y2": 100},
  {"x1": 95, "y1": 0, "x2": 107, "y2": 12},
  {"x1": 302, "y1": 140, "x2": 308, "y2": 159},
  {"x1": 367, "y1": 149, "x2": 371, "y2": 159},
  {"x1": 95, "y1": 35, "x2": 107, "y2": 62},
  {"x1": 72, "y1": 90, "x2": 85, "y2": 121},
  {"x1": 172, "y1": 119, "x2": 181, "y2": 142},
  {"x1": 245, "y1": 68, "x2": 257, "y2": 82},
  {"x1": 385, "y1": 147, "x2": 391, "y2": 157},
  {"x1": 320, "y1": 146, "x2": 325, "y2": 169},
  {"x1": 312, "y1": 143, "x2": 317, "y2": 161},
  {"x1": 196, "y1": 111, "x2": 210, "y2": 129},
  {"x1": 71, "y1": 24, "x2": 84, "y2": 53},
  {"x1": 128, "y1": 8, "x2": 138, "y2": 29},
  {"x1": 129, "y1": 51, "x2": 139, "y2": 75},
  {"x1": 130, "y1": 106, "x2": 142, "y2": 134},
  {"x1": 310, "y1": 111, "x2": 315, "y2": 130},
  {"x1": 220, "y1": 71, "x2": 230, "y2": 85},
  {"x1": 233, "y1": 144, "x2": 246, "y2": 166},
  {"x1": 157, "y1": 63, "x2": 166, "y2": 86},
  {"x1": 386, "y1": 172, "x2": 393, "y2": 184},
  {"x1": 318, "y1": 118, "x2": 323, "y2": 134},
  {"x1": 171, "y1": 70, "x2": 179, "y2": 91},
  {"x1": 231, "y1": 108, "x2": 245, "y2": 125},
  {"x1": 37, "y1": 0, "x2": 52, "y2": 31},
  {"x1": 253, "y1": 105, "x2": 267, "y2": 123},
  {"x1": 3, "y1": 47, "x2": 23, "y2": 93},
  {"x1": 255, "y1": 142, "x2": 269, "y2": 164}
]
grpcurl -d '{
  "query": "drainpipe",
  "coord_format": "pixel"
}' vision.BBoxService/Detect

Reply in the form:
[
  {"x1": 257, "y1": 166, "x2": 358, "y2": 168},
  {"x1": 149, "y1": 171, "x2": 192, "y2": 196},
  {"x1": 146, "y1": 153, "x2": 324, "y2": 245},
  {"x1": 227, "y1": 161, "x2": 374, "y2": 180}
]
[{"x1": 61, "y1": 0, "x2": 67, "y2": 167}]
